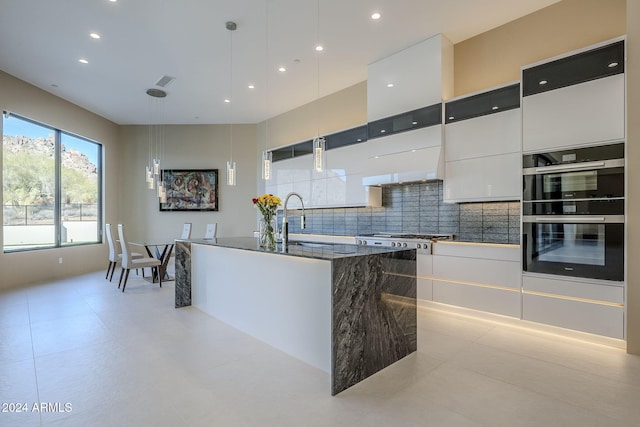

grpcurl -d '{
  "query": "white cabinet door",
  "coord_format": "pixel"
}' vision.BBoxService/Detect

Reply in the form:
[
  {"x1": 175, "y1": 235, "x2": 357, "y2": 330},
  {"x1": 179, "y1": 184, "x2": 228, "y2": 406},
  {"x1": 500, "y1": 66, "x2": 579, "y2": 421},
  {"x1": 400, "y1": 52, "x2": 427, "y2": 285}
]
[
  {"x1": 444, "y1": 152, "x2": 521, "y2": 202},
  {"x1": 269, "y1": 145, "x2": 375, "y2": 207},
  {"x1": 363, "y1": 125, "x2": 443, "y2": 185},
  {"x1": 522, "y1": 74, "x2": 625, "y2": 152},
  {"x1": 445, "y1": 109, "x2": 521, "y2": 162},
  {"x1": 428, "y1": 243, "x2": 522, "y2": 318},
  {"x1": 522, "y1": 274, "x2": 624, "y2": 339},
  {"x1": 367, "y1": 34, "x2": 452, "y2": 121}
]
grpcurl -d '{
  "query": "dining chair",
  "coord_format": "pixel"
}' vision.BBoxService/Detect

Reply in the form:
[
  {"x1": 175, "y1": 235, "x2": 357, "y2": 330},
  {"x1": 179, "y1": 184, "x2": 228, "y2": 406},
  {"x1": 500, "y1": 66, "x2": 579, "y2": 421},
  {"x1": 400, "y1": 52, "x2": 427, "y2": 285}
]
[
  {"x1": 181, "y1": 223, "x2": 192, "y2": 239},
  {"x1": 117, "y1": 224, "x2": 162, "y2": 292},
  {"x1": 204, "y1": 223, "x2": 217, "y2": 240},
  {"x1": 105, "y1": 223, "x2": 143, "y2": 282}
]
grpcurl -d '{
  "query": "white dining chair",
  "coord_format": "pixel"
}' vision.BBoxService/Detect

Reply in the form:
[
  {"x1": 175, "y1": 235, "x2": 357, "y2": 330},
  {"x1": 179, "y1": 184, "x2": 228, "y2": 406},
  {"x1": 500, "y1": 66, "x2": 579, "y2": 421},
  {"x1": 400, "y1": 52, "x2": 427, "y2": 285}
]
[
  {"x1": 105, "y1": 223, "x2": 143, "y2": 282},
  {"x1": 181, "y1": 223, "x2": 192, "y2": 239},
  {"x1": 204, "y1": 223, "x2": 217, "y2": 240},
  {"x1": 117, "y1": 224, "x2": 162, "y2": 292}
]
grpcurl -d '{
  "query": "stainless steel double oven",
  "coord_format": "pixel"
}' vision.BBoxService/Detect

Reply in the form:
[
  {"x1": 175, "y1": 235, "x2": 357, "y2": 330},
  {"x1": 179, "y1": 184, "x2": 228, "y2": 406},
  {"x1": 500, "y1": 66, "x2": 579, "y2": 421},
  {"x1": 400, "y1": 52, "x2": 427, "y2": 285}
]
[{"x1": 522, "y1": 143, "x2": 625, "y2": 281}]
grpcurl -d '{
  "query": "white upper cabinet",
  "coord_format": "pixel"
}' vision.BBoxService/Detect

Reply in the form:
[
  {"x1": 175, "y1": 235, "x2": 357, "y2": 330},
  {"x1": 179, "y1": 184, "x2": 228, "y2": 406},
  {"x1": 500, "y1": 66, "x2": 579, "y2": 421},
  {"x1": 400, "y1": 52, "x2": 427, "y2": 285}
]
[
  {"x1": 367, "y1": 34, "x2": 453, "y2": 121},
  {"x1": 364, "y1": 34, "x2": 453, "y2": 184},
  {"x1": 446, "y1": 108, "x2": 521, "y2": 162},
  {"x1": 522, "y1": 38, "x2": 625, "y2": 152},
  {"x1": 266, "y1": 142, "x2": 381, "y2": 208},
  {"x1": 443, "y1": 83, "x2": 522, "y2": 202}
]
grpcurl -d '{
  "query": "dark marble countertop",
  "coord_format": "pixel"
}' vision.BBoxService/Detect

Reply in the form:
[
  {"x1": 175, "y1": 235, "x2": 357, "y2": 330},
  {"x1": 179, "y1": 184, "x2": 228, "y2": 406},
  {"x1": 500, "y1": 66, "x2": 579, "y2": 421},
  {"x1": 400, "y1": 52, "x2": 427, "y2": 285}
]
[{"x1": 181, "y1": 236, "x2": 413, "y2": 261}]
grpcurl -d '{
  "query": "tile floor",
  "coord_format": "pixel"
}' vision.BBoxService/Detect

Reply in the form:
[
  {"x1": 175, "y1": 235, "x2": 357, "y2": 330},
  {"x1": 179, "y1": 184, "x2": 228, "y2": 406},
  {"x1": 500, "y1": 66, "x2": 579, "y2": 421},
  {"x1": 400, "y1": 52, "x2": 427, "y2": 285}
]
[{"x1": 2, "y1": 270, "x2": 640, "y2": 426}]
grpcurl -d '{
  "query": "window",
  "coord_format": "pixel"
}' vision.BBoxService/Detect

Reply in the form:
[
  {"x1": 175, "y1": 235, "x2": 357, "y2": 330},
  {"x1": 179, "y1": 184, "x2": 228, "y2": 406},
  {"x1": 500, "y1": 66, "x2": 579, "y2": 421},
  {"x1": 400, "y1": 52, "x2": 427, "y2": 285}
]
[{"x1": 2, "y1": 113, "x2": 102, "y2": 252}]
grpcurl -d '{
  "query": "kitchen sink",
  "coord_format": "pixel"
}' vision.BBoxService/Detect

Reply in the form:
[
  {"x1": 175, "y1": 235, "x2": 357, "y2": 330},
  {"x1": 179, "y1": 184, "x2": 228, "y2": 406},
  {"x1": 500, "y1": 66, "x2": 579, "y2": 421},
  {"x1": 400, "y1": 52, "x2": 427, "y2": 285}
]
[{"x1": 288, "y1": 241, "x2": 333, "y2": 248}]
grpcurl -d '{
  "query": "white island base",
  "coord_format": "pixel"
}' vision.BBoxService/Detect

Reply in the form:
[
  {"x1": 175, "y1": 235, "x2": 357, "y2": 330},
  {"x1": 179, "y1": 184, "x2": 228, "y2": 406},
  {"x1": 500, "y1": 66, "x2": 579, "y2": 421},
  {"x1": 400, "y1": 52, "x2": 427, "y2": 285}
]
[{"x1": 192, "y1": 244, "x2": 332, "y2": 373}]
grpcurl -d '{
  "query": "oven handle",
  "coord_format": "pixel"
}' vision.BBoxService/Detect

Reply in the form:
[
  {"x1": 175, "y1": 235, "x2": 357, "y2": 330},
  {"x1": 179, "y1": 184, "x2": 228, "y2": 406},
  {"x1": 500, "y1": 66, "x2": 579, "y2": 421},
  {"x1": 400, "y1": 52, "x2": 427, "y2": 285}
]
[
  {"x1": 523, "y1": 158, "x2": 625, "y2": 175},
  {"x1": 523, "y1": 215, "x2": 624, "y2": 223},
  {"x1": 535, "y1": 161, "x2": 605, "y2": 173},
  {"x1": 535, "y1": 216, "x2": 605, "y2": 222}
]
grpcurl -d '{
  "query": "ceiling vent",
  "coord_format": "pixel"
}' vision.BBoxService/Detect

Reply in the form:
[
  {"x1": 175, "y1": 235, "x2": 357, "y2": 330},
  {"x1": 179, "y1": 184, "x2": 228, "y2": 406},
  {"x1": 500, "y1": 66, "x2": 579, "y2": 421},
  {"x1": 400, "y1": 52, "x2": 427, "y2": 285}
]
[{"x1": 155, "y1": 75, "x2": 175, "y2": 88}]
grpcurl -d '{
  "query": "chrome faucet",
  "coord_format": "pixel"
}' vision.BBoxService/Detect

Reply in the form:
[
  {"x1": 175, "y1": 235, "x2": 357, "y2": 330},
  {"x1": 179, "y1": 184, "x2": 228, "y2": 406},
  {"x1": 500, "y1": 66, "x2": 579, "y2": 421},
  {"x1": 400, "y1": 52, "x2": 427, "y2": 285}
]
[{"x1": 281, "y1": 192, "x2": 306, "y2": 247}]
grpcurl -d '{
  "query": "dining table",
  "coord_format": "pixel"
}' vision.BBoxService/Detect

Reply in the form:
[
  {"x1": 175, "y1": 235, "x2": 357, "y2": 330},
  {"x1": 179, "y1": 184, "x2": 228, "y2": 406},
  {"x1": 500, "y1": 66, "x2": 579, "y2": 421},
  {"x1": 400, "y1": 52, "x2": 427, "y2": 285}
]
[{"x1": 129, "y1": 241, "x2": 175, "y2": 283}]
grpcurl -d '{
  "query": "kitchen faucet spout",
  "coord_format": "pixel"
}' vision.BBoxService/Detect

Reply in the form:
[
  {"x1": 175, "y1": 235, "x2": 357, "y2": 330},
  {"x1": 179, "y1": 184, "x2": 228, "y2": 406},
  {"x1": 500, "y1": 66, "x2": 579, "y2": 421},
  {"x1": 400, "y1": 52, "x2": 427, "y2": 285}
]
[{"x1": 282, "y1": 192, "x2": 306, "y2": 247}]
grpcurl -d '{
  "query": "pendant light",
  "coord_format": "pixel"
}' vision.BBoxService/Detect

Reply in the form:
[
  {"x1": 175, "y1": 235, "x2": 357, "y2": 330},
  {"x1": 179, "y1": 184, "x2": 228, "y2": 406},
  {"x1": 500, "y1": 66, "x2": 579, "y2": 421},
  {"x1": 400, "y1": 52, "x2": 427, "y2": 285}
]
[
  {"x1": 226, "y1": 21, "x2": 237, "y2": 186},
  {"x1": 145, "y1": 88, "x2": 167, "y2": 191},
  {"x1": 261, "y1": 0, "x2": 272, "y2": 181},
  {"x1": 312, "y1": 0, "x2": 325, "y2": 173},
  {"x1": 261, "y1": 150, "x2": 272, "y2": 180}
]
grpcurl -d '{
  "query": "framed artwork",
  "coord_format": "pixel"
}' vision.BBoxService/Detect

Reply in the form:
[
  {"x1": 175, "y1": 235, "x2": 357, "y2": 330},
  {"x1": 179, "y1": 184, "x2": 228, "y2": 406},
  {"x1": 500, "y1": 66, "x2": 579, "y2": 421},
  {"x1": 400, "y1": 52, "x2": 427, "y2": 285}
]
[{"x1": 160, "y1": 169, "x2": 218, "y2": 211}]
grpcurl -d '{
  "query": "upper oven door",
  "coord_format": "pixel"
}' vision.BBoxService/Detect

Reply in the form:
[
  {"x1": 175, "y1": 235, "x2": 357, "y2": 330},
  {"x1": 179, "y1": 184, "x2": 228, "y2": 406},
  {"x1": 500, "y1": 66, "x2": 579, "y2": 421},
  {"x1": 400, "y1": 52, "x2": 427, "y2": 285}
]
[{"x1": 523, "y1": 159, "x2": 624, "y2": 201}]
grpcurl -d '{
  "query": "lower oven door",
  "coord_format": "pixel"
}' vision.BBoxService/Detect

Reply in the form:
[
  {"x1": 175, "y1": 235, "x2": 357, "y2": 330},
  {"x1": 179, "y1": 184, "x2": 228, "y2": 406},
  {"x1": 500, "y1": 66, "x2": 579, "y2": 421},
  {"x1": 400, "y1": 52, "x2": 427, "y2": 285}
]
[{"x1": 522, "y1": 215, "x2": 624, "y2": 281}]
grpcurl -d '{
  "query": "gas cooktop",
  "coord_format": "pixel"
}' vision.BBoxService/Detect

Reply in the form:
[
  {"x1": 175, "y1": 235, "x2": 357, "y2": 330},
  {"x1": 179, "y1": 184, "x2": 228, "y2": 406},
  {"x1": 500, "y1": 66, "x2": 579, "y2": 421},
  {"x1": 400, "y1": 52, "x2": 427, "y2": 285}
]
[{"x1": 356, "y1": 233, "x2": 454, "y2": 240}]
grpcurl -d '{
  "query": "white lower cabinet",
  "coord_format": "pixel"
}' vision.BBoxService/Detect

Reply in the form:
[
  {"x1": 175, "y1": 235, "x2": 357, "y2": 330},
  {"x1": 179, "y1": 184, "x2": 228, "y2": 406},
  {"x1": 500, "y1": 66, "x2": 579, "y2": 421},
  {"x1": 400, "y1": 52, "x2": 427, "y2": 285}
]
[
  {"x1": 418, "y1": 243, "x2": 625, "y2": 340},
  {"x1": 423, "y1": 242, "x2": 521, "y2": 318},
  {"x1": 417, "y1": 253, "x2": 433, "y2": 301},
  {"x1": 522, "y1": 274, "x2": 624, "y2": 339}
]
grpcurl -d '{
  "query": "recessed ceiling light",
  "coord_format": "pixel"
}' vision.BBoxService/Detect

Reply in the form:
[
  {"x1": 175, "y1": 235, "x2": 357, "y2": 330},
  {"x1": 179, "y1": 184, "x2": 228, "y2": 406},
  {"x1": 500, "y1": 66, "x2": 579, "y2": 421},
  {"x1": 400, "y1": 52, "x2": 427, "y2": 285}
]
[
  {"x1": 608, "y1": 62, "x2": 619, "y2": 68},
  {"x1": 491, "y1": 106, "x2": 499, "y2": 110},
  {"x1": 412, "y1": 121, "x2": 418, "y2": 125},
  {"x1": 278, "y1": 66, "x2": 286, "y2": 72},
  {"x1": 78, "y1": 58, "x2": 89, "y2": 64},
  {"x1": 386, "y1": 83, "x2": 394, "y2": 88},
  {"x1": 248, "y1": 84, "x2": 255, "y2": 89},
  {"x1": 371, "y1": 12, "x2": 381, "y2": 20},
  {"x1": 109, "y1": 0, "x2": 117, "y2": 2},
  {"x1": 224, "y1": 98, "x2": 230, "y2": 103},
  {"x1": 356, "y1": 138, "x2": 362, "y2": 142},
  {"x1": 315, "y1": 45, "x2": 324, "y2": 52},
  {"x1": 90, "y1": 32, "x2": 101, "y2": 39},
  {"x1": 539, "y1": 80, "x2": 548, "y2": 85},
  {"x1": 380, "y1": 129, "x2": 386, "y2": 133},
  {"x1": 448, "y1": 116, "x2": 455, "y2": 120}
]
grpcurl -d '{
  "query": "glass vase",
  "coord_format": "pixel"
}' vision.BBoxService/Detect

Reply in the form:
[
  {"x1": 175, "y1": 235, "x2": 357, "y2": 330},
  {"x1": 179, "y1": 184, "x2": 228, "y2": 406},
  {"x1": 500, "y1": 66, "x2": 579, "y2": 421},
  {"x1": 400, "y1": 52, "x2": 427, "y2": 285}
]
[{"x1": 259, "y1": 216, "x2": 277, "y2": 250}]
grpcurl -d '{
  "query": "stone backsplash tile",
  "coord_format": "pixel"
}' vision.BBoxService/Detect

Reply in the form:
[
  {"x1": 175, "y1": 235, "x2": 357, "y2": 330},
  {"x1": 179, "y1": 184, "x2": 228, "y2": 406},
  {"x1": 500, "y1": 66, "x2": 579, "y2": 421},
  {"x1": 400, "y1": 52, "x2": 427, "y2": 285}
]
[{"x1": 292, "y1": 181, "x2": 520, "y2": 244}]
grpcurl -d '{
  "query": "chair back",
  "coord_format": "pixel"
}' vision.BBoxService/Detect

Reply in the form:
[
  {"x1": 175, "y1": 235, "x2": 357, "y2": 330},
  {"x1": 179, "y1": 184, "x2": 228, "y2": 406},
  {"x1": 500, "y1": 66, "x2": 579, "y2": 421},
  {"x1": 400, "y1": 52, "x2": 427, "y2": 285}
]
[
  {"x1": 106, "y1": 223, "x2": 118, "y2": 262},
  {"x1": 204, "y1": 223, "x2": 217, "y2": 240},
  {"x1": 117, "y1": 224, "x2": 133, "y2": 269},
  {"x1": 181, "y1": 223, "x2": 192, "y2": 239}
]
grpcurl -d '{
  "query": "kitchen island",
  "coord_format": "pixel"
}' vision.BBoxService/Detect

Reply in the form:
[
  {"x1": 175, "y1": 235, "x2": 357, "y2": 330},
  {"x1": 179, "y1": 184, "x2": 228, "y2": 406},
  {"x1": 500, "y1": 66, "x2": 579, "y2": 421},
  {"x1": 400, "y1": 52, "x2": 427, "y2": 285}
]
[{"x1": 174, "y1": 237, "x2": 416, "y2": 395}]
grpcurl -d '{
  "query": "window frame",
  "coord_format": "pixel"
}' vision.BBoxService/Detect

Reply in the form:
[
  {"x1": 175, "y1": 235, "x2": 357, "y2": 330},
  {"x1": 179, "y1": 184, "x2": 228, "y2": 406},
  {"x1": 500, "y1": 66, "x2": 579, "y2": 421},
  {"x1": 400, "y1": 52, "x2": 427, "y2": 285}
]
[{"x1": 2, "y1": 112, "x2": 103, "y2": 253}]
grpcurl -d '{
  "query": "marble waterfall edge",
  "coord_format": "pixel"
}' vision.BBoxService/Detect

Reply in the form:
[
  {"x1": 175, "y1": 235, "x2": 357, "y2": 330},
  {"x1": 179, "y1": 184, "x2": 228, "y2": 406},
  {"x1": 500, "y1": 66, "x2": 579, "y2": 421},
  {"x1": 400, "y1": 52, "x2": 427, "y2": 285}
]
[{"x1": 331, "y1": 250, "x2": 417, "y2": 395}]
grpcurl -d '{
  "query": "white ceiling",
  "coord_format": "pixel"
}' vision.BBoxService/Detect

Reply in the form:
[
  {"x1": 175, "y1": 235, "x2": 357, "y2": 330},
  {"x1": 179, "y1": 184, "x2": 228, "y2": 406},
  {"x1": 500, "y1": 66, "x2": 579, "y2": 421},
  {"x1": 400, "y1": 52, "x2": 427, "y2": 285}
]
[{"x1": 0, "y1": 0, "x2": 559, "y2": 125}]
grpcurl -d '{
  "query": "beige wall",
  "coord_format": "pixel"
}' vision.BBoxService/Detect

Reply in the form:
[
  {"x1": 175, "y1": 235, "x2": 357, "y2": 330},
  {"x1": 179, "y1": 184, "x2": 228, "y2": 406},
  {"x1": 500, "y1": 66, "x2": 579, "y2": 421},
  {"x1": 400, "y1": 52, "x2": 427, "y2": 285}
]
[
  {"x1": 625, "y1": 0, "x2": 639, "y2": 353},
  {"x1": 454, "y1": 0, "x2": 626, "y2": 97},
  {"x1": 256, "y1": 81, "x2": 367, "y2": 151},
  {"x1": 0, "y1": 70, "x2": 121, "y2": 290},
  {"x1": 119, "y1": 124, "x2": 257, "y2": 243}
]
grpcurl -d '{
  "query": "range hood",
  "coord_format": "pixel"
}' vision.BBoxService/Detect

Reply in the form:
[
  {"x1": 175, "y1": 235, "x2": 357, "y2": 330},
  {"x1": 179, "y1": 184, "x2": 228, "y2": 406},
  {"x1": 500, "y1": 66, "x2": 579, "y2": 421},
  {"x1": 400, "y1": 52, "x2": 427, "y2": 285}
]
[{"x1": 362, "y1": 125, "x2": 444, "y2": 186}]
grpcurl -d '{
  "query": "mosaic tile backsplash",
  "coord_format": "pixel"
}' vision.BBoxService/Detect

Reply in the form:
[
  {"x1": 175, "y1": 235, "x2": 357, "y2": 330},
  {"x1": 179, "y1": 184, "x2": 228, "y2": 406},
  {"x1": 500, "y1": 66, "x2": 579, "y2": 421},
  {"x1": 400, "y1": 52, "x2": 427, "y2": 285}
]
[{"x1": 282, "y1": 181, "x2": 520, "y2": 244}]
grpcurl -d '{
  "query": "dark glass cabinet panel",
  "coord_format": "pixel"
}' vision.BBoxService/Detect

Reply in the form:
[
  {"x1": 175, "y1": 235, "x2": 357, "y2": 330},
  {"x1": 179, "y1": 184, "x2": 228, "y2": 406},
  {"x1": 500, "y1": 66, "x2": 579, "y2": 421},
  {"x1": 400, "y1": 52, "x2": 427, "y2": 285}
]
[
  {"x1": 367, "y1": 104, "x2": 441, "y2": 140},
  {"x1": 445, "y1": 84, "x2": 520, "y2": 124},
  {"x1": 522, "y1": 40, "x2": 624, "y2": 97},
  {"x1": 325, "y1": 125, "x2": 367, "y2": 150}
]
